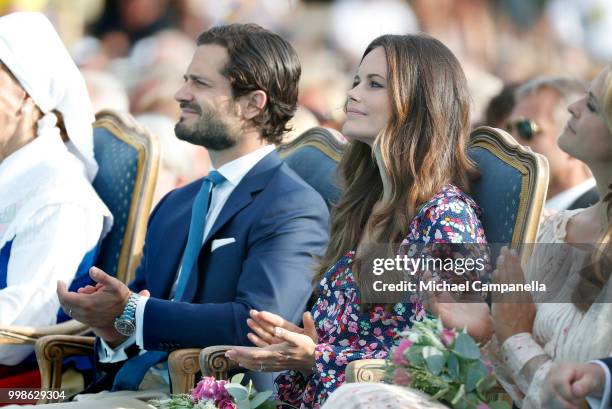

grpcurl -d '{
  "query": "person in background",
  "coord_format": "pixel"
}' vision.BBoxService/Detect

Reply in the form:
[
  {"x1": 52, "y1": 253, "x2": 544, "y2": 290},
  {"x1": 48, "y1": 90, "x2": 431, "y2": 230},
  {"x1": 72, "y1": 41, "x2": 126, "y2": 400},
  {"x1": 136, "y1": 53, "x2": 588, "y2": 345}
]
[
  {"x1": 483, "y1": 82, "x2": 520, "y2": 129},
  {"x1": 0, "y1": 12, "x2": 112, "y2": 370},
  {"x1": 82, "y1": 69, "x2": 130, "y2": 112},
  {"x1": 507, "y1": 76, "x2": 598, "y2": 211}
]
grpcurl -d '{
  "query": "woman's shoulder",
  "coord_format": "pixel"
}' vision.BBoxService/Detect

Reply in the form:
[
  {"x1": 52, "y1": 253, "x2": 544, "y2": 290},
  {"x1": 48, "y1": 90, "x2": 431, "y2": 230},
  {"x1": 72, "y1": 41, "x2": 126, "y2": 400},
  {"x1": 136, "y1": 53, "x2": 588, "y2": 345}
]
[
  {"x1": 537, "y1": 208, "x2": 583, "y2": 243},
  {"x1": 406, "y1": 184, "x2": 485, "y2": 243},
  {"x1": 416, "y1": 184, "x2": 481, "y2": 222}
]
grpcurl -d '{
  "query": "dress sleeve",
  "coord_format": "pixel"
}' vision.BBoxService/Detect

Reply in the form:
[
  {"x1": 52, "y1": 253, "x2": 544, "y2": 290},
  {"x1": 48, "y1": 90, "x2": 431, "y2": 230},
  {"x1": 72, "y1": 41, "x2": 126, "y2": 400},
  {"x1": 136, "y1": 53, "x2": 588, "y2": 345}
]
[
  {"x1": 486, "y1": 332, "x2": 553, "y2": 408},
  {"x1": 275, "y1": 370, "x2": 312, "y2": 408},
  {"x1": 0, "y1": 203, "x2": 103, "y2": 365},
  {"x1": 488, "y1": 332, "x2": 553, "y2": 407}
]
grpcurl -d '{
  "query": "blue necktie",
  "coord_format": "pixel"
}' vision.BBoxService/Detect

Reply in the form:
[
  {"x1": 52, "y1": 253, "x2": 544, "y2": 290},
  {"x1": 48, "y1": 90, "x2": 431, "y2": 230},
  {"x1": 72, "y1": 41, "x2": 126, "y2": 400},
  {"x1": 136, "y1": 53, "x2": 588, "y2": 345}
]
[
  {"x1": 111, "y1": 350, "x2": 167, "y2": 391},
  {"x1": 174, "y1": 170, "x2": 226, "y2": 301},
  {"x1": 112, "y1": 171, "x2": 225, "y2": 391}
]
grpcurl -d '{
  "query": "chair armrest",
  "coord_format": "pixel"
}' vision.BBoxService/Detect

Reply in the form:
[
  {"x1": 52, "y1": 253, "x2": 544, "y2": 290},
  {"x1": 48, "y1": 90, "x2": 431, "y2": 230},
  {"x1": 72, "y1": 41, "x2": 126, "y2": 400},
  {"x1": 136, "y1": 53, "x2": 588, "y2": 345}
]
[
  {"x1": 345, "y1": 359, "x2": 514, "y2": 406},
  {"x1": 168, "y1": 348, "x2": 201, "y2": 394},
  {"x1": 35, "y1": 335, "x2": 95, "y2": 403},
  {"x1": 199, "y1": 346, "x2": 239, "y2": 380},
  {"x1": 0, "y1": 320, "x2": 90, "y2": 345},
  {"x1": 345, "y1": 359, "x2": 387, "y2": 383}
]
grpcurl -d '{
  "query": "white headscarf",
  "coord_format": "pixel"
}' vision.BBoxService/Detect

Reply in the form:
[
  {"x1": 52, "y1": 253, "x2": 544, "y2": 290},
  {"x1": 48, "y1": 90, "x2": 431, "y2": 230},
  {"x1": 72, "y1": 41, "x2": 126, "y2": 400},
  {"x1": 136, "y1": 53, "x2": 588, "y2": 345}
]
[{"x1": 0, "y1": 12, "x2": 97, "y2": 181}]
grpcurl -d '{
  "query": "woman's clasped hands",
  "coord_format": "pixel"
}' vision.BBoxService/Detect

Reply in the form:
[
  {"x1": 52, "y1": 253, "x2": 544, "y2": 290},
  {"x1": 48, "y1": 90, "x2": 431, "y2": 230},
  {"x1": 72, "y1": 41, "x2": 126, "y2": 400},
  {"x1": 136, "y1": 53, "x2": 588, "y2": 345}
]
[{"x1": 225, "y1": 309, "x2": 319, "y2": 375}]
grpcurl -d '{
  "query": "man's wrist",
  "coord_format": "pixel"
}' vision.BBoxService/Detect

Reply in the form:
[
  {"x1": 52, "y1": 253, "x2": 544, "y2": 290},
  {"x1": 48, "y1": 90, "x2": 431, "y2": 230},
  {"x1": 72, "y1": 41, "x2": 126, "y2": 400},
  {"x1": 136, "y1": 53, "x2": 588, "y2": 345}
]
[{"x1": 114, "y1": 293, "x2": 141, "y2": 336}]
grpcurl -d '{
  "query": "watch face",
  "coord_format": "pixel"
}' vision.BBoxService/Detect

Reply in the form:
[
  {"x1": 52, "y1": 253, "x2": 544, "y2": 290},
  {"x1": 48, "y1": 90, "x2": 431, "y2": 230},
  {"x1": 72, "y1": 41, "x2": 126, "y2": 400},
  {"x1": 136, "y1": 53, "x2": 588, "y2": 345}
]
[{"x1": 115, "y1": 319, "x2": 136, "y2": 336}]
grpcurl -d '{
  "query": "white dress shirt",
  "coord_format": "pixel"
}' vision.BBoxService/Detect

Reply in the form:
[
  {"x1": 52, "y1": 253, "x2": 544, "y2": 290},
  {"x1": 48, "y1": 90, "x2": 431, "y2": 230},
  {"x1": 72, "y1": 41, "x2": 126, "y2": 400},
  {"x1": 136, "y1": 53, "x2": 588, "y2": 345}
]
[
  {"x1": 99, "y1": 144, "x2": 275, "y2": 365},
  {"x1": 587, "y1": 360, "x2": 612, "y2": 409},
  {"x1": 0, "y1": 132, "x2": 112, "y2": 365}
]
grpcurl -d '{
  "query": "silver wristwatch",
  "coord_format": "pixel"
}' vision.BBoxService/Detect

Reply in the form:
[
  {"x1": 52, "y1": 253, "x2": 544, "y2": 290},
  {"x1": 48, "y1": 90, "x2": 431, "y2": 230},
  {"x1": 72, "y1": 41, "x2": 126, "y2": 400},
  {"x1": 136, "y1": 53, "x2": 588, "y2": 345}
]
[{"x1": 114, "y1": 293, "x2": 140, "y2": 336}]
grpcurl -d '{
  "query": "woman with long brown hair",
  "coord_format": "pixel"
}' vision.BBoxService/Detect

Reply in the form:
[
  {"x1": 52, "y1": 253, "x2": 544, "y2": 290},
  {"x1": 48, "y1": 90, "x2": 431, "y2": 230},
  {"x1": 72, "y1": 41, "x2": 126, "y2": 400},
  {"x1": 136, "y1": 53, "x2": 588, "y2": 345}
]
[{"x1": 225, "y1": 33, "x2": 490, "y2": 409}]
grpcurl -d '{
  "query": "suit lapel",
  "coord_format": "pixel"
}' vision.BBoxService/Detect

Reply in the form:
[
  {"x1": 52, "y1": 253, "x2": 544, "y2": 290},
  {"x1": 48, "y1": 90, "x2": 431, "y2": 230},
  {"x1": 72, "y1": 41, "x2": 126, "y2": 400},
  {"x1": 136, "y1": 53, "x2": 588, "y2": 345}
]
[{"x1": 181, "y1": 151, "x2": 282, "y2": 302}]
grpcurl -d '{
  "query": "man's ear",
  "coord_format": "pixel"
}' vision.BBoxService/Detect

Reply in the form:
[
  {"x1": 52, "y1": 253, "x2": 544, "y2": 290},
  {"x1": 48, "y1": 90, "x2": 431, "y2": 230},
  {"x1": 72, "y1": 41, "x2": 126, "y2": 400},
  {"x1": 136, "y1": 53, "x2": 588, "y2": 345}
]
[{"x1": 241, "y1": 90, "x2": 267, "y2": 120}]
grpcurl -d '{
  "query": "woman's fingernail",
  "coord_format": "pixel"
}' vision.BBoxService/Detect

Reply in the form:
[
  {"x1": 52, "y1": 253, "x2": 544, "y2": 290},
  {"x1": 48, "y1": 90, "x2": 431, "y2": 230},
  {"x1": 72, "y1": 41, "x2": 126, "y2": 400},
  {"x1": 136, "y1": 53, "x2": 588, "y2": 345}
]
[{"x1": 275, "y1": 327, "x2": 282, "y2": 336}]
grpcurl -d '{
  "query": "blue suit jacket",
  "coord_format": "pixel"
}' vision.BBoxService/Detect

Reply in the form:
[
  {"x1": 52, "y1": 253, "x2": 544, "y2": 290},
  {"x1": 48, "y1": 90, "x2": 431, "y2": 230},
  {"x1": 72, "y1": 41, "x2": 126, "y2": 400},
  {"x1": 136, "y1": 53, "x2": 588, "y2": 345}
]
[
  {"x1": 599, "y1": 357, "x2": 612, "y2": 385},
  {"x1": 128, "y1": 151, "x2": 329, "y2": 351}
]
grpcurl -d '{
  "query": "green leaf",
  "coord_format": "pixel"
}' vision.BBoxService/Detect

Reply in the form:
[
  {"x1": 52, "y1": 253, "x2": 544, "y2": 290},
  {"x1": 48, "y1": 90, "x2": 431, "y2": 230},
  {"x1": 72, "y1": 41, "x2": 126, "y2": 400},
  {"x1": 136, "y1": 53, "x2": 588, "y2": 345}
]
[
  {"x1": 439, "y1": 374, "x2": 453, "y2": 382},
  {"x1": 423, "y1": 346, "x2": 446, "y2": 375},
  {"x1": 237, "y1": 400, "x2": 251, "y2": 409},
  {"x1": 465, "y1": 362, "x2": 488, "y2": 393},
  {"x1": 476, "y1": 374, "x2": 498, "y2": 395},
  {"x1": 231, "y1": 373, "x2": 245, "y2": 384},
  {"x1": 250, "y1": 391, "x2": 273, "y2": 408},
  {"x1": 450, "y1": 384, "x2": 465, "y2": 405},
  {"x1": 447, "y1": 353, "x2": 460, "y2": 379},
  {"x1": 464, "y1": 392, "x2": 482, "y2": 408},
  {"x1": 406, "y1": 346, "x2": 424, "y2": 366},
  {"x1": 431, "y1": 386, "x2": 451, "y2": 401},
  {"x1": 453, "y1": 333, "x2": 480, "y2": 360},
  {"x1": 225, "y1": 384, "x2": 250, "y2": 401}
]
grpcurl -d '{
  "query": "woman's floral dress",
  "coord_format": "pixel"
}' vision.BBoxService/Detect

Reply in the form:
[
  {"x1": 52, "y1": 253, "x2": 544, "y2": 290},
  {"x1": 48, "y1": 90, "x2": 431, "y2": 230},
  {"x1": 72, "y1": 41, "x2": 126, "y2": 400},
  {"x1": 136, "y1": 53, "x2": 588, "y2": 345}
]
[{"x1": 274, "y1": 184, "x2": 488, "y2": 408}]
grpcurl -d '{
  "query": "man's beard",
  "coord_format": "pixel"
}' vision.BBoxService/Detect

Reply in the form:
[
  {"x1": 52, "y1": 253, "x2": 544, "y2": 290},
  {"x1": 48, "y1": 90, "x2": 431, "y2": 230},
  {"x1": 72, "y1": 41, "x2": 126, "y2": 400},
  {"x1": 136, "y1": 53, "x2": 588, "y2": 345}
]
[{"x1": 175, "y1": 105, "x2": 237, "y2": 150}]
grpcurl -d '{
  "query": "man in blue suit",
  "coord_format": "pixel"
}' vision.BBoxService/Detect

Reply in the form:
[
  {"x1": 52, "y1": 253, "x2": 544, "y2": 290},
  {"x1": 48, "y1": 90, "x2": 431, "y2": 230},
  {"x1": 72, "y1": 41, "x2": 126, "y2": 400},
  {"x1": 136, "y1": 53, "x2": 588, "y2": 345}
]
[{"x1": 57, "y1": 23, "x2": 329, "y2": 394}]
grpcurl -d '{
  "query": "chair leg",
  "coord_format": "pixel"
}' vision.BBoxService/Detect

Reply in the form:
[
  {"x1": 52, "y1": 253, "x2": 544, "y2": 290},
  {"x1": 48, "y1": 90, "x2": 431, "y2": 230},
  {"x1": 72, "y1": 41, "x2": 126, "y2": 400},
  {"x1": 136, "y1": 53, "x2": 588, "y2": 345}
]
[
  {"x1": 35, "y1": 340, "x2": 66, "y2": 404},
  {"x1": 34, "y1": 336, "x2": 95, "y2": 404}
]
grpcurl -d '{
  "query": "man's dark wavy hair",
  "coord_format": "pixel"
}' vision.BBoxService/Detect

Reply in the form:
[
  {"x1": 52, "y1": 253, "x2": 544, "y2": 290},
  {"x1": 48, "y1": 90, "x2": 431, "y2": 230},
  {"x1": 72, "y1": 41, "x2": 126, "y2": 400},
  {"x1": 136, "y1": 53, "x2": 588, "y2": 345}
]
[{"x1": 197, "y1": 24, "x2": 301, "y2": 145}]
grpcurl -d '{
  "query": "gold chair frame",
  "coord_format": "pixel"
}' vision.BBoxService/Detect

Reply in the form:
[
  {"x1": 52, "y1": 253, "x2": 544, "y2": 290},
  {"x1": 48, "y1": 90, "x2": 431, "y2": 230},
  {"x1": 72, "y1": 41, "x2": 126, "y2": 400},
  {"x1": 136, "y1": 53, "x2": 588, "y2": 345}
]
[
  {"x1": 277, "y1": 126, "x2": 345, "y2": 162},
  {"x1": 469, "y1": 126, "x2": 548, "y2": 262}
]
